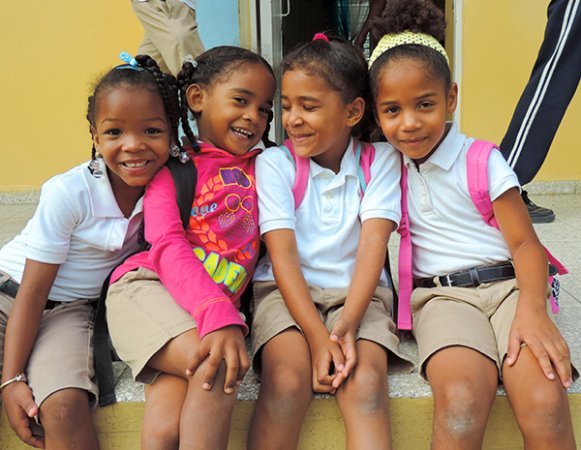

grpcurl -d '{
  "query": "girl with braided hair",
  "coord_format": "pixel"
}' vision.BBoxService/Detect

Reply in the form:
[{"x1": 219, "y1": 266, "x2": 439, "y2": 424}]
[
  {"x1": 105, "y1": 45, "x2": 275, "y2": 449},
  {"x1": 0, "y1": 53, "x2": 179, "y2": 448}
]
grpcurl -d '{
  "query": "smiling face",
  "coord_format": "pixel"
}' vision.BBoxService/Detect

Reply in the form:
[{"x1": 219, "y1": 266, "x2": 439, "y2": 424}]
[
  {"x1": 187, "y1": 62, "x2": 276, "y2": 155},
  {"x1": 92, "y1": 85, "x2": 171, "y2": 190},
  {"x1": 281, "y1": 69, "x2": 364, "y2": 171},
  {"x1": 374, "y1": 59, "x2": 457, "y2": 164}
]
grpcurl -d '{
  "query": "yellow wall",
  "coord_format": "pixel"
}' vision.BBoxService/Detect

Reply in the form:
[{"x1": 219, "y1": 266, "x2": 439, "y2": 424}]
[
  {"x1": 1, "y1": 1, "x2": 580, "y2": 190},
  {"x1": 0, "y1": 1, "x2": 142, "y2": 191},
  {"x1": 460, "y1": 0, "x2": 580, "y2": 181}
]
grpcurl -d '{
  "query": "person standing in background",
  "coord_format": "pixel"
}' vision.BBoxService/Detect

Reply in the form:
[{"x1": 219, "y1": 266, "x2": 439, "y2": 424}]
[
  {"x1": 499, "y1": 0, "x2": 580, "y2": 223},
  {"x1": 132, "y1": 0, "x2": 205, "y2": 76}
]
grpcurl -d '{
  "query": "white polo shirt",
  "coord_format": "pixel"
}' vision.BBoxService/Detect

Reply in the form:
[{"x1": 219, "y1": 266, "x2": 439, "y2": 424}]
[
  {"x1": 0, "y1": 160, "x2": 144, "y2": 301},
  {"x1": 253, "y1": 138, "x2": 401, "y2": 289},
  {"x1": 406, "y1": 123, "x2": 520, "y2": 278}
]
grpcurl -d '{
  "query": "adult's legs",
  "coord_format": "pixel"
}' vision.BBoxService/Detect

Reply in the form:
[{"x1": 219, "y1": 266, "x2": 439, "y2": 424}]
[
  {"x1": 247, "y1": 329, "x2": 313, "y2": 450},
  {"x1": 499, "y1": 0, "x2": 581, "y2": 221},
  {"x1": 503, "y1": 346, "x2": 575, "y2": 449},
  {"x1": 335, "y1": 340, "x2": 391, "y2": 450},
  {"x1": 425, "y1": 346, "x2": 498, "y2": 450}
]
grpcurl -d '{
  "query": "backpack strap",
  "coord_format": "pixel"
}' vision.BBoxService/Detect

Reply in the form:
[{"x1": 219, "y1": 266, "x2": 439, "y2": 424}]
[
  {"x1": 396, "y1": 157, "x2": 413, "y2": 330},
  {"x1": 166, "y1": 156, "x2": 197, "y2": 228},
  {"x1": 281, "y1": 139, "x2": 310, "y2": 209},
  {"x1": 282, "y1": 138, "x2": 375, "y2": 209},
  {"x1": 466, "y1": 140, "x2": 568, "y2": 313}
]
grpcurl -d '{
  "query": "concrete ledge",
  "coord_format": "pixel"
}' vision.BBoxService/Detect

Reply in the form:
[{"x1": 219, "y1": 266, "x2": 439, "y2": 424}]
[{"x1": 2, "y1": 395, "x2": 581, "y2": 449}]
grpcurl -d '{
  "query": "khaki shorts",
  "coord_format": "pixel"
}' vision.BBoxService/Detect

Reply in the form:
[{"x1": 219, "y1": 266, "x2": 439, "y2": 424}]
[
  {"x1": 0, "y1": 292, "x2": 98, "y2": 409},
  {"x1": 106, "y1": 267, "x2": 196, "y2": 383},
  {"x1": 251, "y1": 281, "x2": 412, "y2": 374},
  {"x1": 412, "y1": 278, "x2": 548, "y2": 379}
]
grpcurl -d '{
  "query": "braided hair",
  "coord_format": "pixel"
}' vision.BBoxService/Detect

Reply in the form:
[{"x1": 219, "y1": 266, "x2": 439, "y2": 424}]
[
  {"x1": 369, "y1": 0, "x2": 450, "y2": 98},
  {"x1": 280, "y1": 34, "x2": 374, "y2": 141},
  {"x1": 176, "y1": 46, "x2": 276, "y2": 151},
  {"x1": 86, "y1": 55, "x2": 182, "y2": 175}
]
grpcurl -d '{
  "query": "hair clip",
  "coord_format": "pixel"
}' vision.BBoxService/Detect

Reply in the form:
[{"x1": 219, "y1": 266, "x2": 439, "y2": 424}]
[
  {"x1": 183, "y1": 55, "x2": 198, "y2": 68},
  {"x1": 312, "y1": 33, "x2": 329, "y2": 42},
  {"x1": 119, "y1": 51, "x2": 139, "y2": 67}
]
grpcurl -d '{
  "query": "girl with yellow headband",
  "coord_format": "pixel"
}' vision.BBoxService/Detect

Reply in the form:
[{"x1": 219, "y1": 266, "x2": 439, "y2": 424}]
[{"x1": 369, "y1": 0, "x2": 576, "y2": 448}]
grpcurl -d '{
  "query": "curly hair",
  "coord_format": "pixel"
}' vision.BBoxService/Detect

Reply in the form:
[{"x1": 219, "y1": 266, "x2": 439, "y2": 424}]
[{"x1": 369, "y1": 0, "x2": 451, "y2": 98}]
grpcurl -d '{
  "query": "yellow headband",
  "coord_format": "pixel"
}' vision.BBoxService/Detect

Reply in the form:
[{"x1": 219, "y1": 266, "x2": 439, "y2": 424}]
[{"x1": 368, "y1": 30, "x2": 449, "y2": 68}]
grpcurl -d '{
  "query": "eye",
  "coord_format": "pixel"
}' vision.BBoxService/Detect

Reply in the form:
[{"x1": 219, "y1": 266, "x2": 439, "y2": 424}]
[
  {"x1": 145, "y1": 127, "x2": 164, "y2": 135},
  {"x1": 419, "y1": 101, "x2": 434, "y2": 109},
  {"x1": 259, "y1": 107, "x2": 271, "y2": 115},
  {"x1": 382, "y1": 106, "x2": 399, "y2": 115},
  {"x1": 234, "y1": 96, "x2": 247, "y2": 105},
  {"x1": 303, "y1": 104, "x2": 317, "y2": 112},
  {"x1": 103, "y1": 128, "x2": 121, "y2": 136},
  {"x1": 281, "y1": 103, "x2": 291, "y2": 111}
]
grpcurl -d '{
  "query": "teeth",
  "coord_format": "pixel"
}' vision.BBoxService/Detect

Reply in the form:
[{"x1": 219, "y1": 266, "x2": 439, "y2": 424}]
[
  {"x1": 124, "y1": 161, "x2": 148, "y2": 168},
  {"x1": 233, "y1": 127, "x2": 253, "y2": 138}
]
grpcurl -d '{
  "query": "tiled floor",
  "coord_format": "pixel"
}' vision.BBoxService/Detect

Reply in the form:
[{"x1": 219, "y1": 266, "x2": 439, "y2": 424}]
[{"x1": 1, "y1": 193, "x2": 580, "y2": 400}]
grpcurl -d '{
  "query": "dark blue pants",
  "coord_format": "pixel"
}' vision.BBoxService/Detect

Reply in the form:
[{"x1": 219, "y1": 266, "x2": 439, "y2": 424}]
[{"x1": 500, "y1": 0, "x2": 581, "y2": 185}]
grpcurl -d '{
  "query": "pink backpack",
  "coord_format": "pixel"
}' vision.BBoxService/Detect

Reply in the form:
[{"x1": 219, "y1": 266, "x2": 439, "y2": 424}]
[
  {"x1": 280, "y1": 138, "x2": 375, "y2": 207},
  {"x1": 396, "y1": 140, "x2": 568, "y2": 330}
]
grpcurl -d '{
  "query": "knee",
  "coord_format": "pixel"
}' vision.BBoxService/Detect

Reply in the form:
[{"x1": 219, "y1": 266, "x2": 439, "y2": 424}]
[
  {"x1": 39, "y1": 389, "x2": 92, "y2": 433},
  {"x1": 517, "y1": 387, "x2": 571, "y2": 436},
  {"x1": 343, "y1": 368, "x2": 387, "y2": 415},
  {"x1": 433, "y1": 379, "x2": 490, "y2": 439},
  {"x1": 142, "y1": 419, "x2": 179, "y2": 450},
  {"x1": 261, "y1": 366, "x2": 312, "y2": 414}
]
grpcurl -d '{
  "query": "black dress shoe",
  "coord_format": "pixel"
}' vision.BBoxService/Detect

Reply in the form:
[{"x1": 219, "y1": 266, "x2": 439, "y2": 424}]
[{"x1": 521, "y1": 190, "x2": 555, "y2": 223}]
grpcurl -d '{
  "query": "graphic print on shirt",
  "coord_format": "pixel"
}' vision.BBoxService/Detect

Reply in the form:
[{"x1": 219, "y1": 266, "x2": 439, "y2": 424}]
[{"x1": 188, "y1": 167, "x2": 259, "y2": 295}]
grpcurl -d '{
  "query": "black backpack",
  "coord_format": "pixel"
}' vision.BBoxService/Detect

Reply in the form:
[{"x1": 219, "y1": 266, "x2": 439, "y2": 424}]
[{"x1": 94, "y1": 157, "x2": 197, "y2": 406}]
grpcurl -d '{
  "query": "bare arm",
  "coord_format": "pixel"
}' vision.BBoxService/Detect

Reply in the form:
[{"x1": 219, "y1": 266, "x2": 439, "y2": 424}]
[
  {"x1": 263, "y1": 229, "x2": 344, "y2": 392},
  {"x1": 330, "y1": 218, "x2": 394, "y2": 387},
  {"x1": 354, "y1": 0, "x2": 387, "y2": 49},
  {"x1": 2, "y1": 259, "x2": 59, "y2": 448},
  {"x1": 493, "y1": 187, "x2": 571, "y2": 387}
]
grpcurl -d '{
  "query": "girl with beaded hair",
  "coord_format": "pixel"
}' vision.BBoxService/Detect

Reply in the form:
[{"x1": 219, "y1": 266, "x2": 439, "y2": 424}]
[
  {"x1": 369, "y1": 0, "x2": 576, "y2": 448},
  {"x1": 0, "y1": 53, "x2": 181, "y2": 448},
  {"x1": 105, "y1": 46, "x2": 276, "y2": 449}
]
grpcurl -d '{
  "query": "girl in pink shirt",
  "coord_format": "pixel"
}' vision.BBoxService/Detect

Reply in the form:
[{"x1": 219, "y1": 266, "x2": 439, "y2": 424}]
[{"x1": 105, "y1": 46, "x2": 276, "y2": 449}]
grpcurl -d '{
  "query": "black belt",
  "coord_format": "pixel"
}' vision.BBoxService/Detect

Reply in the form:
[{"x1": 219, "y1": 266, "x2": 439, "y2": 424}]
[
  {"x1": 414, "y1": 262, "x2": 516, "y2": 288},
  {"x1": 0, "y1": 278, "x2": 64, "y2": 309}
]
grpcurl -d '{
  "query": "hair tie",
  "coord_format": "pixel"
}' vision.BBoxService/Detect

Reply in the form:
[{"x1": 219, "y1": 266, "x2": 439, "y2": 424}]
[
  {"x1": 116, "y1": 51, "x2": 143, "y2": 71},
  {"x1": 312, "y1": 33, "x2": 329, "y2": 42},
  {"x1": 368, "y1": 30, "x2": 449, "y2": 68},
  {"x1": 183, "y1": 54, "x2": 198, "y2": 68}
]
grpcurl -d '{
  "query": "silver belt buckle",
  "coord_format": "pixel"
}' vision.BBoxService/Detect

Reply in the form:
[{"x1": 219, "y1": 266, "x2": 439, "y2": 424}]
[{"x1": 445, "y1": 274, "x2": 453, "y2": 287}]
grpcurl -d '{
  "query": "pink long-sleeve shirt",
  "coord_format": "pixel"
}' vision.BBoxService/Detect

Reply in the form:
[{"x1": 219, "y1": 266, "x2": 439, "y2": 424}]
[{"x1": 111, "y1": 144, "x2": 261, "y2": 337}]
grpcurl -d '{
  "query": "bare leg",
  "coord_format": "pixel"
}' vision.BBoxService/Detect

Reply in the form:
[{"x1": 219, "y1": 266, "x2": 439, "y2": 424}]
[
  {"x1": 503, "y1": 346, "x2": 575, "y2": 450},
  {"x1": 39, "y1": 388, "x2": 99, "y2": 450},
  {"x1": 247, "y1": 329, "x2": 313, "y2": 450},
  {"x1": 142, "y1": 373, "x2": 187, "y2": 450},
  {"x1": 147, "y1": 328, "x2": 238, "y2": 450},
  {"x1": 425, "y1": 346, "x2": 498, "y2": 450},
  {"x1": 335, "y1": 340, "x2": 391, "y2": 450}
]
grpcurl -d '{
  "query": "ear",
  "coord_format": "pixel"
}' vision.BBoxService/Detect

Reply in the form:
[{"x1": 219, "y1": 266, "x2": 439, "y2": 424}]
[
  {"x1": 345, "y1": 97, "x2": 365, "y2": 127},
  {"x1": 447, "y1": 82, "x2": 458, "y2": 114},
  {"x1": 186, "y1": 83, "x2": 205, "y2": 114}
]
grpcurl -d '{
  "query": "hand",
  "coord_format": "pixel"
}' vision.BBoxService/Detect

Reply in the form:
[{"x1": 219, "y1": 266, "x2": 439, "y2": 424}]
[
  {"x1": 308, "y1": 331, "x2": 346, "y2": 394},
  {"x1": 330, "y1": 316, "x2": 358, "y2": 389},
  {"x1": 2, "y1": 382, "x2": 44, "y2": 448},
  {"x1": 506, "y1": 302, "x2": 572, "y2": 388},
  {"x1": 185, "y1": 325, "x2": 250, "y2": 394}
]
